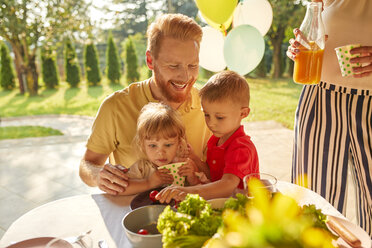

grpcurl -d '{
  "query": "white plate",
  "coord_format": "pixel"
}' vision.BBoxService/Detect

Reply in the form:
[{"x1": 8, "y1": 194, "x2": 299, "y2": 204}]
[
  {"x1": 207, "y1": 198, "x2": 229, "y2": 209},
  {"x1": 326, "y1": 216, "x2": 371, "y2": 248},
  {"x1": 6, "y1": 237, "x2": 73, "y2": 248}
]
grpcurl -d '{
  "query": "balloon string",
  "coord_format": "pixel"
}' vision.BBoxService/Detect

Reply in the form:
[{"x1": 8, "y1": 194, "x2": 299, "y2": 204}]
[{"x1": 221, "y1": 25, "x2": 227, "y2": 36}]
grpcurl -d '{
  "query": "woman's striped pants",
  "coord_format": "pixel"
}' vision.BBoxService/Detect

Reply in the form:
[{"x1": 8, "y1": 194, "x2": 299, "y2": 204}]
[{"x1": 292, "y1": 81, "x2": 372, "y2": 237}]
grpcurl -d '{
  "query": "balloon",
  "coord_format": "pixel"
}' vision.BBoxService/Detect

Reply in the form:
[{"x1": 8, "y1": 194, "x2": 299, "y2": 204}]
[
  {"x1": 199, "y1": 26, "x2": 226, "y2": 72},
  {"x1": 195, "y1": 0, "x2": 238, "y2": 32},
  {"x1": 233, "y1": 0, "x2": 273, "y2": 36},
  {"x1": 200, "y1": 11, "x2": 233, "y2": 34},
  {"x1": 223, "y1": 25, "x2": 265, "y2": 75}
]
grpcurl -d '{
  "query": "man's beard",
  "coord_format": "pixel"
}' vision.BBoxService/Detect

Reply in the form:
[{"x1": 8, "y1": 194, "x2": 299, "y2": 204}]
[{"x1": 153, "y1": 68, "x2": 195, "y2": 103}]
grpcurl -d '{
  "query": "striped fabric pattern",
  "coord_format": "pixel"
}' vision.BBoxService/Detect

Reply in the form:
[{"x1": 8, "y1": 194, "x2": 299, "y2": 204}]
[{"x1": 292, "y1": 81, "x2": 372, "y2": 237}]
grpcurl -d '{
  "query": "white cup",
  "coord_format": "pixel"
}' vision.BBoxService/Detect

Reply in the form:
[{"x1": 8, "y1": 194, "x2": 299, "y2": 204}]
[{"x1": 334, "y1": 44, "x2": 361, "y2": 77}]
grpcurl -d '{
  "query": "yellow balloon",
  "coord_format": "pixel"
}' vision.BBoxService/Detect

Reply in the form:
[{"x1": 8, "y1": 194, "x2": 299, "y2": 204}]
[
  {"x1": 201, "y1": 12, "x2": 233, "y2": 34},
  {"x1": 196, "y1": 0, "x2": 237, "y2": 31}
]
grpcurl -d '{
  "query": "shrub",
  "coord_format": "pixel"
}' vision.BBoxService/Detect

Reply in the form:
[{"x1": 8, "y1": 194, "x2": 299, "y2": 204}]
[
  {"x1": 84, "y1": 42, "x2": 101, "y2": 86},
  {"x1": 64, "y1": 39, "x2": 81, "y2": 87},
  {"x1": 0, "y1": 42, "x2": 16, "y2": 90},
  {"x1": 106, "y1": 33, "x2": 121, "y2": 84},
  {"x1": 124, "y1": 37, "x2": 139, "y2": 83},
  {"x1": 41, "y1": 46, "x2": 59, "y2": 89}
]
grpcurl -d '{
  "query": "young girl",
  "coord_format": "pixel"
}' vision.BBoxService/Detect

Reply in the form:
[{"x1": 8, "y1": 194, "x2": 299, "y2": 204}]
[{"x1": 120, "y1": 102, "x2": 200, "y2": 195}]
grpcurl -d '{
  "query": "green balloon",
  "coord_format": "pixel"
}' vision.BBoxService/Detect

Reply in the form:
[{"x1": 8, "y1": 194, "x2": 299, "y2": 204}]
[
  {"x1": 195, "y1": 0, "x2": 237, "y2": 28},
  {"x1": 224, "y1": 25, "x2": 265, "y2": 75}
]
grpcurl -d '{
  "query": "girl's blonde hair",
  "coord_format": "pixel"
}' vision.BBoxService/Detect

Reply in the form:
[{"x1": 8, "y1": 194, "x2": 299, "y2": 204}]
[
  {"x1": 146, "y1": 13, "x2": 202, "y2": 59},
  {"x1": 134, "y1": 102, "x2": 188, "y2": 160}
]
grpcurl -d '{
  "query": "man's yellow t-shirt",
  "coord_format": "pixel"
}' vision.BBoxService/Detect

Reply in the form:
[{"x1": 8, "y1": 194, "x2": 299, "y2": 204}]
[{"x1": 86, "y1": 79, "x2": 211, "y2": 168}]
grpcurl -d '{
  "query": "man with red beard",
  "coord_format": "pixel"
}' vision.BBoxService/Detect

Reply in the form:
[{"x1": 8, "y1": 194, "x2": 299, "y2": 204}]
[{"x1": 79, "y1": 14, "x2": 211, "y2": 195}]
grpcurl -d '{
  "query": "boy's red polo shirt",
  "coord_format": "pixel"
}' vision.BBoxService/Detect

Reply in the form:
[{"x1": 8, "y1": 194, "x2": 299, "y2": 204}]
[{"x1": 206, "y1": 125, "x2": 259, "y2": 189}]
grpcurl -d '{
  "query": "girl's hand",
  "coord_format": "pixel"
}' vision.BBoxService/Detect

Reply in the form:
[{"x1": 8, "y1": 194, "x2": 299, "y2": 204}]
[
  {"x1": 156, "y1": 185, "x2": 188, "y2": 204},
  {"x1": 178, "y1": 158, "x2": 200, "y2": 185},
  {"x1": 173, "y1": 143, "x2": 191, "y2": 162},
  {"x1": 178, "y1": 158, "x2": 197, "y2": 177},
  {"x1": 350, "y1": 46, "x2": 372, "y2": 78},
  {"x1": 148, "y1": 168, "x2": 173, "y2": 188}
]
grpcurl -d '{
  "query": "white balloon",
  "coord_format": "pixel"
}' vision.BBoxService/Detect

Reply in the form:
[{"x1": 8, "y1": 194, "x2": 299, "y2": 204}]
[
  {"x1": 233, "y1": 0, "x2": 273, "y2": 36},
  {"x1": 199, "y1": 26, "x2": 226, "y2": 72}
]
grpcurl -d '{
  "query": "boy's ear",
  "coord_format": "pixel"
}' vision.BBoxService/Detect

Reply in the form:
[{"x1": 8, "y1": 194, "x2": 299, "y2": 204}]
[
  {"x1": 146, "y1": 50, "x2": 154, "y2": 70},
  {"x1": 240, "y1": 107, "x2": 250, "y2": 119}
]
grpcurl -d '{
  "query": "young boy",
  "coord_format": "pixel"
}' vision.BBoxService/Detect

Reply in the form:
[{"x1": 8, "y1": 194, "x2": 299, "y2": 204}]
[{"x1": 156, "y1": 70, "x2": 259, "y2": 202}]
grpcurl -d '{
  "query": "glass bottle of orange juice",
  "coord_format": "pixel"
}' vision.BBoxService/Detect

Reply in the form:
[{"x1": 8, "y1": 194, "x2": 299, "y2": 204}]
[{"x1": 293, "y1": 2, "x2": 325, "y2": 85}]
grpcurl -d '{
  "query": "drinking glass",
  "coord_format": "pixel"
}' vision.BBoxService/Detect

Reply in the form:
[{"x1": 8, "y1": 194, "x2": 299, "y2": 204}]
[
  {"x1": 243, "y1": 172, "x2": 278, "y2": 197},
  {"x1": 45, "y1": 235, "x2": 93, "y2": 248}
]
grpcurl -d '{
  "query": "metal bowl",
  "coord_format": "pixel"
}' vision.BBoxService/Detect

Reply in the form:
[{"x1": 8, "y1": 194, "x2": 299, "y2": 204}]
[{"x1": 122, "y1": 205, "x2": 167, "y2": 248}]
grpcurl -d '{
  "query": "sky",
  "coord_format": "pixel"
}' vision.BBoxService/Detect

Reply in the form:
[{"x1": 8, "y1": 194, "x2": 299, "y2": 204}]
[{"x1": 89, "y1": 0, "x2": 117, "y2": 29}]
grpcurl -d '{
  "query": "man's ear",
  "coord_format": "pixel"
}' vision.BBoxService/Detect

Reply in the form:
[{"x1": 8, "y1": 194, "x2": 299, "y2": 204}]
[
  {"x1": 241, "y1": 107, "x2": 250, "y2": 119},
  {"x1": 146, "y1": 50, "x2": 154, "y2": 70}
]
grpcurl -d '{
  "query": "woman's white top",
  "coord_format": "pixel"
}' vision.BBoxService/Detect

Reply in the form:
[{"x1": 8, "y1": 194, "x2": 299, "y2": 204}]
[{"x1": 321, "y1": 0, "x2": 372, "y2": 90}]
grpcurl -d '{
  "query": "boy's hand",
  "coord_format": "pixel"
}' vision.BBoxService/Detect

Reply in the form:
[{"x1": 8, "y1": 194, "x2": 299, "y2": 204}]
[
  {"x1": 148, "y1": 168, "x2": 173, "y2": 188},
  {"x1": 156, "y1": 185, "x2": 188, "y2": 203}
]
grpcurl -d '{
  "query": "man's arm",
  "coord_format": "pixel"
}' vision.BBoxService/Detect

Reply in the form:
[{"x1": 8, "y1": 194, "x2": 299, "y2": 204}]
[
  {"x1": 79, "y1": 149, "x2": 108, "y2": 186},
  {"x1": 79, "y1": 149, "x2": 129, "y2": 195}
]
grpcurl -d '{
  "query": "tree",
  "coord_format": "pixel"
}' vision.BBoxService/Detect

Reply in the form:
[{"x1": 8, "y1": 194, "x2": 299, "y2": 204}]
[
  {"x1": 104, "y1": 1, "x2": 157, "y2": 37},
  {"x1": 84, "y1": 42, "x2": 101, "y2": 86},
  {"x1": 64, "y1": 39, "x2": 81, "y2": 88},
  {"x1": 106, "y1": 33, "x2": 121, "y2": 84},
  {"x1": 124, "y1": 37, "x2": 139, "y2": 83},
  {"x1": 0, "y1": 0, "x2": 90, "y2": 95},
  {"x1": 41, "y1": 46, "x2": 59, "y2": 89},
  {"x1": 267, "y1": 0, "x2": 305, "y2": 78},
  {"x1": 0, "y1": 42, "x2": 16, "y2": 90},
  {"x1": 165, "y1": 0, "x2": 198, "y2": 16},
  {"x1": 124, "y1": 32, "x2": 147, "y2": 68}
]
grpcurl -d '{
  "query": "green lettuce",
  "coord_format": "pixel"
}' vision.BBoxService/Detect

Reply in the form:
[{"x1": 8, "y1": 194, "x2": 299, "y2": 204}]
[{"x1": 157, "y1": 194, "x2": 222, "y2": 248}]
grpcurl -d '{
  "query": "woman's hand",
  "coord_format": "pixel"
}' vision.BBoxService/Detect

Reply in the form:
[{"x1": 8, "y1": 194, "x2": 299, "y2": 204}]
[
  {"x1": 286, "y1": 28, "x2": 328, "y2": 61},
  {"x1": 286, "y1": 29, "x2": 303, "y2": 61},
  {"x1": 350, "y1": 46, "x2": 372, "y2": 78}
]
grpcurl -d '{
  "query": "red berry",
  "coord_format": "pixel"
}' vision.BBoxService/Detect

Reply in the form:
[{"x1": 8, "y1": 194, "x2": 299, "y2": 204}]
[
  {"x1": 149, "y1": 190, "x2": 159, "y2": 202},
  {"x1": 137, "y1": 229, "x2": 149, "y2": 235}
]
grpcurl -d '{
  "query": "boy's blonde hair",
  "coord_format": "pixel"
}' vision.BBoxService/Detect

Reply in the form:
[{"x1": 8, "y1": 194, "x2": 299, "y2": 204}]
[
  {"x1": 146, "y1": 13, "x2": 202, "y2": 59},
  {"x1": 134, "y1": 102, "x2": 187, "y2": 159},
  {"x1": 199, "y1": 70, "x2": 250, "y2": 107}
]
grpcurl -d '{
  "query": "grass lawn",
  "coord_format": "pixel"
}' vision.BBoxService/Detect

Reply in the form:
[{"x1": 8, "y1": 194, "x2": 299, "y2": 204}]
[
  {"x1": 0, "y1": 126, "x2": 63, "y2": 140},
  {"x1": 0, "y1": 77, "x2": 303, "y2": 130},
  {"x1": 245, "y1": 77, "x2": 302, "y2": 128}
]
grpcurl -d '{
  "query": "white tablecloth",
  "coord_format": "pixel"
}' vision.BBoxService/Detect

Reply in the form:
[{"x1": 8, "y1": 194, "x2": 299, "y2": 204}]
[{"x1": 0, "y1": 181, "x2": 349, "y2": 248}]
